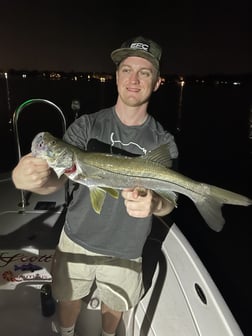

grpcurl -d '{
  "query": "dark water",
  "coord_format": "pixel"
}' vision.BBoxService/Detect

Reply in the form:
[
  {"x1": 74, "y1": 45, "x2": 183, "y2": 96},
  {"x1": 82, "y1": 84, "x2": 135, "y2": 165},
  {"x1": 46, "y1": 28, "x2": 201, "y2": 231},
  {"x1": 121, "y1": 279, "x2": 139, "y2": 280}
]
[{"x1": 0, "y1": 73, "x2": 251, "y2": 335}]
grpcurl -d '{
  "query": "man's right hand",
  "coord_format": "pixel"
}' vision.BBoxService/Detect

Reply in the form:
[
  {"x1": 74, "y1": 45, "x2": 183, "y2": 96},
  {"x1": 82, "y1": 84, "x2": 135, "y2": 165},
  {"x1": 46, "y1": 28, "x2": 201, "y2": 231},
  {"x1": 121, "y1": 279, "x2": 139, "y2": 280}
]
[{"x1": 12, "y1": 153, "x2": 52, "y2": 191}]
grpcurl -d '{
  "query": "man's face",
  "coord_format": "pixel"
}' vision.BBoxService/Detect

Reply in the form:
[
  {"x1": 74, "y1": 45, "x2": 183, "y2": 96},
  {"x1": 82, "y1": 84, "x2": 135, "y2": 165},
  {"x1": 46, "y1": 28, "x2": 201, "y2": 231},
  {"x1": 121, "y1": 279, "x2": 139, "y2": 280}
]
[
  {"x1": 71, "y1": 100, "x2": 80, "y2": 111},
  {"x1": 116, "y1": 56, "x2": 161, "y2": 107}
]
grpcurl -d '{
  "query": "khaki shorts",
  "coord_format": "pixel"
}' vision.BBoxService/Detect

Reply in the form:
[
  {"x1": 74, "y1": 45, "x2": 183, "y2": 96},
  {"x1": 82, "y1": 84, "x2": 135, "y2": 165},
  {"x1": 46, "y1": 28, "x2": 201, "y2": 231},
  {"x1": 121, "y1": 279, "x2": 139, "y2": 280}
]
[{"x1": 51, "y1": 230, "x2": 144, "y2": 311}]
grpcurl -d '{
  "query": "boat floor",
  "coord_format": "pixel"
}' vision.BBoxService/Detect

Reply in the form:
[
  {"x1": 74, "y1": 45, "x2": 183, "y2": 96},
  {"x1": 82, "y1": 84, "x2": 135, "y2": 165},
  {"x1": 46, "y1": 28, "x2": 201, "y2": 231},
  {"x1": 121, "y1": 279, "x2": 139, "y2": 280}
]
[
  {"x1": 0, "y1": 174, "x2": 147, "y2": 335},
  {"x1": 0, "y1": 173, "x2": 244, "y2": 335}
]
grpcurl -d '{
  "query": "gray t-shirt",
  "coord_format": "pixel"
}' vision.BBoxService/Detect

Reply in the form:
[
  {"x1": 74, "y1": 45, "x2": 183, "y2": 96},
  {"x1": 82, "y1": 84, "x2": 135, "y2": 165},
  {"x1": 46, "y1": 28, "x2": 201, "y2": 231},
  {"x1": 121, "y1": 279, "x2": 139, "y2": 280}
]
[{"x1": 63, "y1": 106, "x2": 178, "y2": 259}]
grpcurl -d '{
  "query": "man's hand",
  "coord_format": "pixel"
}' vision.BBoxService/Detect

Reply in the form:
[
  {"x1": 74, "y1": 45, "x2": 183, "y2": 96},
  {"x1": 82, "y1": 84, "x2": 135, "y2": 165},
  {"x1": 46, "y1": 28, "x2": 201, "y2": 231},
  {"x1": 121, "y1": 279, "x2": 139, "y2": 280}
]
[
  {"x1": 12, "y1": 153, "x2": 65, "y2": 194},
  {"x1": 12, "y1": 153, "x2": 51, "y2": 190},
  {"x1": 121, "y1": 187, "x2": 174, "y2": 218}
]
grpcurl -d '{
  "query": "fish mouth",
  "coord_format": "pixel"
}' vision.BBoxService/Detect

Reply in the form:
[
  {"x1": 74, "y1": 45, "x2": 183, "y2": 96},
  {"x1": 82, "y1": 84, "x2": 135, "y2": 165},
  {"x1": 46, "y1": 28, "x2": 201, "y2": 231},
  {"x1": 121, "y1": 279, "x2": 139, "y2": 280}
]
[{"x1": 31, "y1": 132, "x2": 47, "y2": 156}]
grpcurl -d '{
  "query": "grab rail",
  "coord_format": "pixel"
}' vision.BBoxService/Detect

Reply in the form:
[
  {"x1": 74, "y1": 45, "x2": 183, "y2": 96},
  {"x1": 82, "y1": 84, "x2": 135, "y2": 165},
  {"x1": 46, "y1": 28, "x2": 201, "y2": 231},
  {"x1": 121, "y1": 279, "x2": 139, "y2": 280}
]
[{"x1": 12, "y1": 98, "x2": 68, "y2": 210}]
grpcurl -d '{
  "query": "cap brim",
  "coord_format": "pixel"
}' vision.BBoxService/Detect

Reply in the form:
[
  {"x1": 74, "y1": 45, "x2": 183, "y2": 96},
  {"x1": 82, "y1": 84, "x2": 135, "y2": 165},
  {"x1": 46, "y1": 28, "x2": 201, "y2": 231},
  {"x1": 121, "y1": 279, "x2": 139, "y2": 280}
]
[{"x1": 111, "y1": 48, "x2": 159, "y2": 70}]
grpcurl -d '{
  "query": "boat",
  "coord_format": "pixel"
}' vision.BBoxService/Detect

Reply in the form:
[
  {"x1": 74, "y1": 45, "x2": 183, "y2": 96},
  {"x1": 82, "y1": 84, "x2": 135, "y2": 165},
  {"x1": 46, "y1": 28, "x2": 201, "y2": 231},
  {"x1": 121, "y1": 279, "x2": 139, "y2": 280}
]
[{"x1": 0, "y1": 99, "x2": 244, "y2": 335}]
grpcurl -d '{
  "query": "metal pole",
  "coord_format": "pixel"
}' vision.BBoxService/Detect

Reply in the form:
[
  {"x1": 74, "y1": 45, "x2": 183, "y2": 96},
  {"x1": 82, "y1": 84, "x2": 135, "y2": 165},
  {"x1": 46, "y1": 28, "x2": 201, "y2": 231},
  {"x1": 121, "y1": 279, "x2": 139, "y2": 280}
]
[
  {"x1": 4, "y1": 72, "x2": 12, "y2": 132},
  {"x1": 12, "y1": 98, "x2": 68, "y2": 210},
  {"x1": 176, "y1": 77, "x2": 185, "y2": 133}
]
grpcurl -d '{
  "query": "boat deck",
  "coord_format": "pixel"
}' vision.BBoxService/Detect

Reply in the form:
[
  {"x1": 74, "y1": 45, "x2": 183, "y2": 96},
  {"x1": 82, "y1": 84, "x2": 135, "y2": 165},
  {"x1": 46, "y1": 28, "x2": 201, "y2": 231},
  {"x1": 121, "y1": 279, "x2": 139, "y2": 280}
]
[{"x1": 0, "y1": 173, "x2": 244, "y2": 335}]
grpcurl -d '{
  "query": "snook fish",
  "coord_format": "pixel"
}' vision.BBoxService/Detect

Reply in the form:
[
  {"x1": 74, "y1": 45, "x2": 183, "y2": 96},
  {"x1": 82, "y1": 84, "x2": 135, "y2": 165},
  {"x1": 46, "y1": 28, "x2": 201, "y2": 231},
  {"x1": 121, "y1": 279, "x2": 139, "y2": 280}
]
[{"x1": 31, "y1": 132, "x2": 252, "y2": 232}]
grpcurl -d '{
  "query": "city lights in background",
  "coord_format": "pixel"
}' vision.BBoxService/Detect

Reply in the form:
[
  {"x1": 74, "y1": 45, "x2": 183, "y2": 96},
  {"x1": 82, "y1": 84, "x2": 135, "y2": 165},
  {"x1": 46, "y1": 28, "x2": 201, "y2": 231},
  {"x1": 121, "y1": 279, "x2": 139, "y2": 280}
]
[{"x1": 0, "y1": 70, "x2": 247, "y2": 87}]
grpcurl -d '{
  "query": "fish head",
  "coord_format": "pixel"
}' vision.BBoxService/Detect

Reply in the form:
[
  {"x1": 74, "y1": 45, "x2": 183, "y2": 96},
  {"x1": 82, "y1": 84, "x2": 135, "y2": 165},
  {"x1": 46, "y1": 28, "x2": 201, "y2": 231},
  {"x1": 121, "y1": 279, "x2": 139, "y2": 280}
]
[
  {"x1": 31, "y1": 132, "x2": 54, "y2": 158},
  {"x1": 31, "y1": 132, "x2": 75, "y2": 177}
]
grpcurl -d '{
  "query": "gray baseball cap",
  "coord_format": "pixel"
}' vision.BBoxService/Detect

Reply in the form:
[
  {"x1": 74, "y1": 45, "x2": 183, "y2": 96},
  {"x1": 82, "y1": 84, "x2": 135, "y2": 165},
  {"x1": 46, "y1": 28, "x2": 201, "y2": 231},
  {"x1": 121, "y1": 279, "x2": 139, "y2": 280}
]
[{"x1": 111, "y1": 36, "x2": 162, "y2": 70}]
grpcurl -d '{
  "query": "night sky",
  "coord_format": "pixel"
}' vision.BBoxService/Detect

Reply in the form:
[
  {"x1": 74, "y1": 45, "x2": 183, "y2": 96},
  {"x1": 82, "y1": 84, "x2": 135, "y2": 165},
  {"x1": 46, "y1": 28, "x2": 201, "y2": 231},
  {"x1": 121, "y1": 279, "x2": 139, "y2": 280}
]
[{"x1": 0, "y1": 0, "x2": 251, "y2": 75}]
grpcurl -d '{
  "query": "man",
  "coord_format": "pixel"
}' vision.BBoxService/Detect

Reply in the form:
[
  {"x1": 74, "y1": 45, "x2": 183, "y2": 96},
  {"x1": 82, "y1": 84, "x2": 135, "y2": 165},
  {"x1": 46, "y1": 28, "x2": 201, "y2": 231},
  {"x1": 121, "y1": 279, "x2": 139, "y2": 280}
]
[
  {"x1": 71, "y1": 99, "x2": 81, "y2": 121},
  {"x1": 12, "y1": 36, "x2": 178, "y2": 336}
]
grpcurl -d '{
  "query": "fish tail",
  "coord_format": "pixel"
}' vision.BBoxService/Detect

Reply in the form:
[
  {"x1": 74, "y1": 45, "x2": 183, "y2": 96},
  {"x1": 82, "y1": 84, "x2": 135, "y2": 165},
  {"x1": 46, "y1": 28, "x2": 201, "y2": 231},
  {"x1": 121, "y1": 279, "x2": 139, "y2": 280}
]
[
  {"x1": 194, "y1": 197, "x2": 225, "y2": 232},
  {"x1": 209, "y1": 185, "x2": 252, "y2": 206},
  {"x1": 193, "y1": 184, "x2": 251, "y2": 232}
]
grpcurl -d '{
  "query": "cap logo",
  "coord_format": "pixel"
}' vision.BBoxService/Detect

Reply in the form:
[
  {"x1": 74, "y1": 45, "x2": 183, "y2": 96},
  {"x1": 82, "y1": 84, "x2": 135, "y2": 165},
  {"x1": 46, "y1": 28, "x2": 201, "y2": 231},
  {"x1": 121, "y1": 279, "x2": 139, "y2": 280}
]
[{"x1": 130, "y1": 42, "x2": 150, "y2": 52}]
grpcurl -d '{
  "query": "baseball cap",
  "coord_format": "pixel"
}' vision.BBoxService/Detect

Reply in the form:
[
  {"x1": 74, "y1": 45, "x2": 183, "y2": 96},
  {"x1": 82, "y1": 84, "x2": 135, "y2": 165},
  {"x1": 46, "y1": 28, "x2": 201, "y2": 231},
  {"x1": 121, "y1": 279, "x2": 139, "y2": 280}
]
[{"x1": 111, "y1": 36, "x2": 162, "y2": 70}]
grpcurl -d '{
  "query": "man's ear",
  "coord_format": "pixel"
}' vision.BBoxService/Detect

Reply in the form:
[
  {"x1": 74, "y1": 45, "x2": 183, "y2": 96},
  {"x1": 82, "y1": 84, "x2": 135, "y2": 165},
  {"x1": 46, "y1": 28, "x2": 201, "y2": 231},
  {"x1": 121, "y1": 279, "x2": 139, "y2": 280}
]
[{"x1": 153, "y1": 76, "x2": 162, "y2": 92}]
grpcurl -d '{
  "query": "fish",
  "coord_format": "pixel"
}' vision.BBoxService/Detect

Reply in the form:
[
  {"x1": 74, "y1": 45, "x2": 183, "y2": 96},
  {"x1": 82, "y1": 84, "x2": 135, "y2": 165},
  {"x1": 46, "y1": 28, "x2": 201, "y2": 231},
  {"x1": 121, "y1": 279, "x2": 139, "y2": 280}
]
[
  {"x1": 14, "y1": 263, "x2": 43, "y2": 272},
  {"x1": 31, "y1": 131, "x2": 252, "y2": 232}
]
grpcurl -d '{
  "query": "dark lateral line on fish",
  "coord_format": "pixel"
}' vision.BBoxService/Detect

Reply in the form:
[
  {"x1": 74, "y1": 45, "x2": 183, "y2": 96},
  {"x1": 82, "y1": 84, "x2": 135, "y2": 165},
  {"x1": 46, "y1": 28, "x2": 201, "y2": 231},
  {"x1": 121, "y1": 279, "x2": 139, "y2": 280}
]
[{"x1": 64, "y1": 164, "x2": 77, "y2": 174}]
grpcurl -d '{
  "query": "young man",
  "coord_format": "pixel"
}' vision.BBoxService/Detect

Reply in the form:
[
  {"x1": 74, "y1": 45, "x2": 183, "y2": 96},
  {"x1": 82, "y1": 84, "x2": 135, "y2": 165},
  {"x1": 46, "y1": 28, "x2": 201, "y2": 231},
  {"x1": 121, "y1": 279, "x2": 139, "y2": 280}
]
[{"x1": 12, "y1": 36, "x2": 179, "y2": 336}]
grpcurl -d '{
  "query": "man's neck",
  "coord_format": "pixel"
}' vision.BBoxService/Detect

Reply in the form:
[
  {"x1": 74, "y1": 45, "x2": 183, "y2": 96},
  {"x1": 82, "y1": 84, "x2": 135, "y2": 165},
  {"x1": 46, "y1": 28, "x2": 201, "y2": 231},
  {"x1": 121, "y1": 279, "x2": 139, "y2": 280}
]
[{"x1": 114, "y1": 101, "x2": 149, "y2": 126}]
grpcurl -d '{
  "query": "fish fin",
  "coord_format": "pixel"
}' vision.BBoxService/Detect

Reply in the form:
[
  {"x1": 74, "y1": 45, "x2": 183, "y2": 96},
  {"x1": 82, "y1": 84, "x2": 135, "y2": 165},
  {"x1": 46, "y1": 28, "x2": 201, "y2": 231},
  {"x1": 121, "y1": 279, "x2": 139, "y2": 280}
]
[
  {"x1": 90, "y1": 187, "x2": 119, "y2": 214},
  {"x1": 156, "y1": 190, "x2": 178, "y2": 206},
  {"x1": 143, "y1": 144, "x2": 172, "y2": 168},
  {"x1": 53, "y1": 167, "x2": 66, "y2": 178},
  {"x1": 90, "y1": 187, "x2": 107, "y2": 214},
  {"x1": 209, "y1": 185, "x2": 252, "y2": 206},
  {"x1": 194, "y1": 197, "x2": 225, "y2": 232},
  {"x1": 102, "y1": 187, "x2": 120, "y2": 199},
  {"x1": 194, "y1": 184, "x2": 252, "y2": 232}
]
